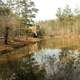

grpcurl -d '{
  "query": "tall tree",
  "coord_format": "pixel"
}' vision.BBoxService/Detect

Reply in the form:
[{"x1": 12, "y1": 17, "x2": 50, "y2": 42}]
[{"x1": 7, "y1": 0, "x2": 38, "y2": 27}]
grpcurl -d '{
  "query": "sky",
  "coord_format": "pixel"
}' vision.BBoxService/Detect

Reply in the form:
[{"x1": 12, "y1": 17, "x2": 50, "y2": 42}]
[
  {"x1": 2, "y1": 0, "x2": 80, "y2": 21},
  {"x1": 33, "y1": 0, "x2": 80, "y2": 21}
]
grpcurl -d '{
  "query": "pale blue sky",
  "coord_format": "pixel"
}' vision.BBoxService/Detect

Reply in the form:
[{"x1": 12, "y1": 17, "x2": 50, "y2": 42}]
[{"x1": 33, "y1": 0, "x2": 80, "y2": 21}]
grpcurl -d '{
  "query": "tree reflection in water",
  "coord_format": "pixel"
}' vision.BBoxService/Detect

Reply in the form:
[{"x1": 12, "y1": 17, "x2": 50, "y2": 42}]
[{"x1": 0, "y1": 43, "x2": 80, "y2": 80}]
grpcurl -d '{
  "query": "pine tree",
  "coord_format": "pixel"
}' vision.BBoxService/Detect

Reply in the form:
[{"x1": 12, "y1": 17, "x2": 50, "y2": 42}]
[{"x1": 6, "y1": 0, "x2": 38, "y2": 27}]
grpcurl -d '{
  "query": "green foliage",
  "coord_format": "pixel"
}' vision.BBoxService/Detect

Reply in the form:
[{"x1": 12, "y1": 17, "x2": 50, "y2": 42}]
[
  {"x1": 56, "y1": 5, "x2": 73, "y2": 21},
  {"x1": 0, "y1": 4, "x2": 10, "y2": 16},
  {"x1": 62, "y1": 5, "x2": 73, "y2": 17},
  {"x1": 74, "y1": 7, "x2": 80, "y2": 16},
  {"x1": 7, "y1": 0, "x2": 38, "y2": 27},
  {"x1": 56, "y1": 8, "x2": 63, "y2": 21}
]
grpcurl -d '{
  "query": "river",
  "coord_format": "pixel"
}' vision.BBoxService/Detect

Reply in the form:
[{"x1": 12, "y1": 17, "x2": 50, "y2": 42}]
[{"x1": 0, "y1": 38, "x2": 80, "y2": 80}]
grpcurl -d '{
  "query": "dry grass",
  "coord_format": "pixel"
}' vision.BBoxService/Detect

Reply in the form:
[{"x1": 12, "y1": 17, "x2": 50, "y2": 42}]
[{"x1": 42, "y1": 34, "x2": 80, "y2": 50}]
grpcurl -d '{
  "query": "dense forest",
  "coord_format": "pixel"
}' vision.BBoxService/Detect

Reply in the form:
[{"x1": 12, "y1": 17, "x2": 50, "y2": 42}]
[
  {"x1": 0, "y1": 0, "x2": 39, "y2": 45},
  {"x1": 39, "y1": 5, "x2": 80, "y2": 36}
]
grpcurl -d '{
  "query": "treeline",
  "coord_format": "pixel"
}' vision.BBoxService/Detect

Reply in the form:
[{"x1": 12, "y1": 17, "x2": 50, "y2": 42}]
[{"x1": 39, "y1": 5, "x2": 80, "y2": 36}]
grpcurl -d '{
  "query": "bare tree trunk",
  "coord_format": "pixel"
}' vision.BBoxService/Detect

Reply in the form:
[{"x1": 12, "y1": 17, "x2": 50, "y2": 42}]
[{"x1": 4, "y1": 26, "x2": 9, "y2": 45}]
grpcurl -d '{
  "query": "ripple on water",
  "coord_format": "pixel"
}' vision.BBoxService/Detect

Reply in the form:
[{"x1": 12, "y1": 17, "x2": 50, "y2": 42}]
[
  {"x1": 34, "y1": 48, "x2": 62, "y2": 63},
  {"x1": 34, "y1": 48, "x2": 80, "y2": 63}
]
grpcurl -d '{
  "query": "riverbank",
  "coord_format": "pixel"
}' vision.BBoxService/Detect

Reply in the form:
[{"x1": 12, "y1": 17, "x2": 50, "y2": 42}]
[
  {"x1": 0, "y1": 35, "x2": 80, "y2": 63},
  {"x1": 0, "y1": 34, "x2": 80, "y2": 52},
  {"x1": 0, "y1": 37, "x2": 41, "y2": 52}
]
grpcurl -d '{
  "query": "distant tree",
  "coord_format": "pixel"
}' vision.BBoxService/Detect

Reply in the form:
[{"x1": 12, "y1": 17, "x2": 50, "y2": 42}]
[
  {"x1": 56, "y1": 5, "x2": 74, "y2": 33},
  {"x1": 74, "y1": 7, "x2": 80, "y2": 16},
  {"x1": 56, "y1": 8, "x2": 64, "y2": 21},
  {"x1": 62, "y1": 5, "x2": 73, "y2": 17}
]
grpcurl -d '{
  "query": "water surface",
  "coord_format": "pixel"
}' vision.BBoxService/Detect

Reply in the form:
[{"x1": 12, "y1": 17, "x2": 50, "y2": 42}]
[{"x1": 0, "y1": 38, "x2": 80, "y2": 79}]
